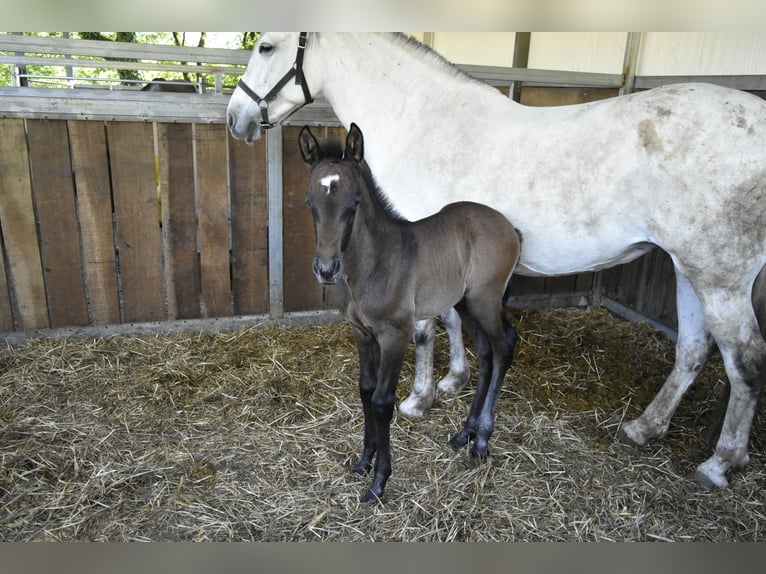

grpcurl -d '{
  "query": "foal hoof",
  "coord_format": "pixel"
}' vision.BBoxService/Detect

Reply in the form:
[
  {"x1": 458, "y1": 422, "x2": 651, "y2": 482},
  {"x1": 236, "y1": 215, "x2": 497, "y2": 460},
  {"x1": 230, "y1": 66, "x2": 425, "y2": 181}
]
[
  {"x1": 352, "y1": 458, "x2": 372, "y2": 476},
  {"x1": 362, "y1": 486, "x2": 384, "y2": 504},
  {"x1": 470, "y1": 444, "x2": 489, "y2": 462},
  {"x1": 449, "y1": 429, "x2": 471, "y2": 450}
]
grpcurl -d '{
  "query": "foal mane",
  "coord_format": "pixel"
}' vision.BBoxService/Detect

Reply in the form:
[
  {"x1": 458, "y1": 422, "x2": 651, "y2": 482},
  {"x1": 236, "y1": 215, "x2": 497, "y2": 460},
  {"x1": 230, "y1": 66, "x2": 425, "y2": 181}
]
[{"x1": 318, "y1": 136, "x2": 408, "y2": 223}]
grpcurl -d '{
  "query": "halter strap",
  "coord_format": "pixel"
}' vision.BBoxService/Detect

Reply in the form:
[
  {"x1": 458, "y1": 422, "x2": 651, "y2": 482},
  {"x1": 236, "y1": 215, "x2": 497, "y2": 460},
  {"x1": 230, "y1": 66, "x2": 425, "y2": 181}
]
[{"x1": 237, "y1": 32, "x2": 313, "y2": 128}]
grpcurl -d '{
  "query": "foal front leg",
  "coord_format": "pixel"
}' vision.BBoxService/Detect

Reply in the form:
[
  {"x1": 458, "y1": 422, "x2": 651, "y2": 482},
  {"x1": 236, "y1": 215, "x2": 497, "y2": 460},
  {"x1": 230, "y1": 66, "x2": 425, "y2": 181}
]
[
  {"x1": 351, "y1": 327, "x2": 380, "y2": 476},
  {"x1": 364, "y1": 328, "x2": 409, "y2": 503}
]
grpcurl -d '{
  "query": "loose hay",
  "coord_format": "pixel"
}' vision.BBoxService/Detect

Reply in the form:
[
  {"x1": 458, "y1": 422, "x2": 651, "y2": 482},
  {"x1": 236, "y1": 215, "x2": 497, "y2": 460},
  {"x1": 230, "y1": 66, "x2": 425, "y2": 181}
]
[{"x1": 0, "y1": 308, "x2": 764, "y2": 541}]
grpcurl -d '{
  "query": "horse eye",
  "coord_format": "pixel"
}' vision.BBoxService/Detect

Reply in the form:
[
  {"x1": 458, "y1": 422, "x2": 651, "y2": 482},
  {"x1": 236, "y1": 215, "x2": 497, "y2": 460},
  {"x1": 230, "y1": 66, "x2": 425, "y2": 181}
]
[{"x1": 259, "y1": 43, "x2": 274, "y2": 55}]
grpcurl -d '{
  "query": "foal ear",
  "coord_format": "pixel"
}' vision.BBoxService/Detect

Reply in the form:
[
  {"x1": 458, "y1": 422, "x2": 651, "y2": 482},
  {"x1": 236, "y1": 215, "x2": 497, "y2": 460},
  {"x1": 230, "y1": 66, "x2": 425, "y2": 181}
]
[
  {"x1": 345, "y1": 123, "x2": 364, "y2": 163},
  {"x1": 299, "y1": 126, "x2": 320, "y2": 165}
]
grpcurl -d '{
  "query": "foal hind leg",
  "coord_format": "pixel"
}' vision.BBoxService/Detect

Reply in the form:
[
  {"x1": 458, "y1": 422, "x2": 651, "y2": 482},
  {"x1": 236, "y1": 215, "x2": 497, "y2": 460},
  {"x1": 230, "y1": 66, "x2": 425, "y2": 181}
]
[
  {"x1": 470, "y1": 312, "x2": 517, "y2": 459},
  {"x1": 450, "y1": 301, "x2": 516, "y2": 459},
  {"x1": 620, "y1": 270, "x2": 715, "y2": 445},
  {"x1": 692, "y1": 289, "x2": 766, "y2": 488}
]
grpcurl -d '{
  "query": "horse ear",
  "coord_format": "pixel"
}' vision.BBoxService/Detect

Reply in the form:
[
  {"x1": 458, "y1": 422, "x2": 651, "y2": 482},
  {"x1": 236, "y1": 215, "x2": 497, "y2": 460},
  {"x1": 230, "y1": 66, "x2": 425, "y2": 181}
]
[
  {"x1": 299, "y1": 126, "x2": 320, "y2": 165},
  {"x1": 345, "y1": 123, "x2": 364, "y2": 163}
]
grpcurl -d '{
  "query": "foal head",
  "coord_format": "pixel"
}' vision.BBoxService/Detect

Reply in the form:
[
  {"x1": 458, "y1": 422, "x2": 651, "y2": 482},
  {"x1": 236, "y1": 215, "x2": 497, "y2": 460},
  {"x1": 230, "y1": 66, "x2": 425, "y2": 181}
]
[{"x1": 299, "y1": 123, "x2": 366, "y2": 285}]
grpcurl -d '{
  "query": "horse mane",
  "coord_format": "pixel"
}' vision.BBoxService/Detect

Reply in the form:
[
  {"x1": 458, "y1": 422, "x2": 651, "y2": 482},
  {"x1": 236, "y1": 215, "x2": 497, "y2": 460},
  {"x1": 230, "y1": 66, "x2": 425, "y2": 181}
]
[
  {"x1": 386, "y1": 33, "x2": 487, "y2": 88},
  {"x1": 312, "y1": 32, "x2": 485, "y2": 90},
  {"x1": 318, "y1": 136, "x2": 408, "y2": 223}
]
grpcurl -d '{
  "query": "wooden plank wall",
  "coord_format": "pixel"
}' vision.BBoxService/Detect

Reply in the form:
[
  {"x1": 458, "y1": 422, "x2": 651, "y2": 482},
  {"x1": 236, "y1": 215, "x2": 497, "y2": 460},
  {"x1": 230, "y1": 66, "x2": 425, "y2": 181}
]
[
  {"x1": 600, "y1": 248, "x2": 678, "y2": 330},
  {"x1": 282, "y1": 125, "x2": 346, "y2": 313},
  {"x1": 0, "y1": 89, "x2": 681, "y2": 335},
  {"x1": 0, "y1": 118, "x2": 269, "y2": 332}
]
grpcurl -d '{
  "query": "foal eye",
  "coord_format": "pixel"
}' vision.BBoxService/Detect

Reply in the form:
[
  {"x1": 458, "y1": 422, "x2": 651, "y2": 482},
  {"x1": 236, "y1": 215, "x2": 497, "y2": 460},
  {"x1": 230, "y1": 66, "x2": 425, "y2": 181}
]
[{"x1": 259, "y1": 43, "x2": 274, "y2": 55}]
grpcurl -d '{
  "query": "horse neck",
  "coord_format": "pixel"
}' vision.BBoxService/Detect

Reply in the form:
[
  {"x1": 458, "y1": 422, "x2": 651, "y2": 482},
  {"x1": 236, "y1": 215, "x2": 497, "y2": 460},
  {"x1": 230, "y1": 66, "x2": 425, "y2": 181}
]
[
  {"x1": 315, "y1": 34, "x2": 504, "y2": 141},
  {"x1": 312, "y1": 34, "x2": 519, "y2": 200},
  {"x1": 317, "y1": 33, "x2": 476, "y2": 116}
]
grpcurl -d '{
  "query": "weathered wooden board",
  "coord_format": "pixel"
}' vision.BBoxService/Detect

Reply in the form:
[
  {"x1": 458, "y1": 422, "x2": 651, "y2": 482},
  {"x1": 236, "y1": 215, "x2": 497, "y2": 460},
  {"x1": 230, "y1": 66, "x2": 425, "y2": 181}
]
[
  {"x1": 26, "y1": 119, "x2": 89, "y2": 327},
  {"x1": 68, "y1": 120, "x2": 121, "y2": 325},
  {"x1": 282, "y1": 126, "x2": 346, "y2": 313},
  {"x1": 195, "y1": 124, "x2": 232, "y2": 318},
  {"x1": 229, "y1": 131, "x2": 269, "y2": 316},
  {"x1": 0, "y1": 119, "x2": 49, "y2": 329},
  {"x1": 0, "y1": 232, "x2": 14, "y2": 331},
  {"x1": 106, "y1": 122, "x2": 165, "y2": 323},
  {"x1": 158, "y1": 123, "x2": 200, "y2": 320}
]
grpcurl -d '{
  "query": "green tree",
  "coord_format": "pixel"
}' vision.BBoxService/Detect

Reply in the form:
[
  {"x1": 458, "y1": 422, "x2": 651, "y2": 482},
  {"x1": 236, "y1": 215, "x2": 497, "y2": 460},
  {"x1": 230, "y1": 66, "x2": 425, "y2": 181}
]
[{"x1": 77, "y1": 32, "x2": 141, "y2": 83}]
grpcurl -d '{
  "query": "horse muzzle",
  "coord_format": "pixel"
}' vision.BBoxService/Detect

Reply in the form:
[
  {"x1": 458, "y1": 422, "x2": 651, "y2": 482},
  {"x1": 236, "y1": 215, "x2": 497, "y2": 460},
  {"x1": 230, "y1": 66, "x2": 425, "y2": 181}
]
[{"x1": 312, "y1": 256, "x2": 343, "y2": 285}]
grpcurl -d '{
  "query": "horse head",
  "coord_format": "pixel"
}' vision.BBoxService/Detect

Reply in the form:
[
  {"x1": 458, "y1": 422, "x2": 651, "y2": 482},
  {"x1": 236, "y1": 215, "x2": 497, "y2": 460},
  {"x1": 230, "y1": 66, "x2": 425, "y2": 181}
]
[
  {"x1": 227, "y1": 32, "x2": 316, "y2": 143},
  {"x1": 300, "y1": 124, "x2": 365, "y2": 285}
]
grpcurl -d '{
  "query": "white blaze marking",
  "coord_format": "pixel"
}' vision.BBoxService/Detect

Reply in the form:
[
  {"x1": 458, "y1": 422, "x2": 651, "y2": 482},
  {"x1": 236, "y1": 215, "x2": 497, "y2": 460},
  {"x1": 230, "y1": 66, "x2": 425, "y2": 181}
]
[{"x1": 320, "y1": 174, "x2": 340, "y2": 194}]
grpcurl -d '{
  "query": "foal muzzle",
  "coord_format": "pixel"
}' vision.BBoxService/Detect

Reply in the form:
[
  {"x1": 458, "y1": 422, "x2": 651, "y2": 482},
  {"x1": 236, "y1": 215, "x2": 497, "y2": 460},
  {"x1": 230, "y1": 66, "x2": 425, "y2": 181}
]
[{"x1": 313, "y1": 256, "x2": 343, "y2": 285}]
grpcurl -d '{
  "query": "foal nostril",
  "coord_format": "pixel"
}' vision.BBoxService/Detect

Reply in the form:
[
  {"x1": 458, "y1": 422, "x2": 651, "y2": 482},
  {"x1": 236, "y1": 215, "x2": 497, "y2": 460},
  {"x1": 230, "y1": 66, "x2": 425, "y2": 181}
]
[
  {"x1": 330, "y1": 259, "x2": 342, "y2": 278},
  {"x1": 313, "y1": 256, "x2": 342, "y2": 283}
]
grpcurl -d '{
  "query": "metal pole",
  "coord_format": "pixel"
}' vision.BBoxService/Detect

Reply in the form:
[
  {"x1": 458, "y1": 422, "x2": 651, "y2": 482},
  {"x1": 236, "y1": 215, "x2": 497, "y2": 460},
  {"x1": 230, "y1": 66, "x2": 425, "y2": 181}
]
[{"x1": 267, "y1": 126, "x2": 284, "y2": 319}]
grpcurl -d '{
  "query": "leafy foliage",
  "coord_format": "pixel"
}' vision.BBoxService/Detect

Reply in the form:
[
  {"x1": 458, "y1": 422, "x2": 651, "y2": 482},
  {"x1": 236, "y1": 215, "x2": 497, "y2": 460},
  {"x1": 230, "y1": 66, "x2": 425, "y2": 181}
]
[{"x1": 0, "y1": 32, "x2": 256, "y2": 88}]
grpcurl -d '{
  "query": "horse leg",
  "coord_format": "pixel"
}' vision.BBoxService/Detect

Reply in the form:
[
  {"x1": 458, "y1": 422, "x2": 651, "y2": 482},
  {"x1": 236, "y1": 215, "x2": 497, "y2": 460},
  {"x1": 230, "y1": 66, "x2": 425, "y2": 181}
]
[
  {"x1": 399, "y1": 319, "x2": 436, "y2": 417},
  {"x1": 620, "y1": 270, "x2": 715, "y2": 445},
  {"x1": 363, "y1": 326, "x2": 410, "y2": 503},
  {"x1": 401, "y1": 309, "x2": 471, "y2": 417},
  {"x1": 436, "y1": 307, "x2": 472, "y2": 393},
  {"x1": 691, "y1": 288, "x2": 766, "y2": 488},
  {"x1": 350, "y1": 326, "x2": 380, "y2": 476}
]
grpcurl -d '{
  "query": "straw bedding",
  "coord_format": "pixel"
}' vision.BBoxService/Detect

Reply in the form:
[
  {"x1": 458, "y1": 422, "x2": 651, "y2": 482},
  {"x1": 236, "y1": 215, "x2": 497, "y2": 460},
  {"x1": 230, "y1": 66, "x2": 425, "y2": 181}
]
[{"x1": 0, "y1": 308, "x2": 763, "y2": 541}]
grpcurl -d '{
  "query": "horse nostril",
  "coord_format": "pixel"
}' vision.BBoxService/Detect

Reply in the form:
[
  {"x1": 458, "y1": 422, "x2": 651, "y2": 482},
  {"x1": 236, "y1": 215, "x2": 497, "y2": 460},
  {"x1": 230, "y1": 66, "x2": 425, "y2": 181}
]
[{"x1": 227, "y1": 113, "x2": 234, "y2": 129}]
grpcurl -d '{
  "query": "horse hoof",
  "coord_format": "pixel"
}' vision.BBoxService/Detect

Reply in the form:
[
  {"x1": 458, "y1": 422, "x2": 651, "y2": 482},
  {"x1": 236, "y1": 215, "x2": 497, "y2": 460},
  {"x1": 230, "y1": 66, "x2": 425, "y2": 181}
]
[
  {"x1": 437, "y1": 369, "x2": 470, "y2": 394},
  {"x1": 399, "y1": 394, "x2": 431, "y2": 417},
  {"x1": 691, "y1": 459, "x2": 731, "y2": 489},
  {"x1": 687, "y1": 470, "x2": 727, "y2": 490},
  {"x1": 617, "y1": 422, "x2": 650, "y2": 447}
]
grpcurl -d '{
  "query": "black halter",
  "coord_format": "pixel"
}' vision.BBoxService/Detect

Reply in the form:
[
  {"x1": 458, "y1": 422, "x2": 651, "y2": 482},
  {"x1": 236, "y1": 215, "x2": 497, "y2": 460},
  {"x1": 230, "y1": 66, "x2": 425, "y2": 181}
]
[{"x1": 236, "y1": 32, "x2": 314, "y2": 129}]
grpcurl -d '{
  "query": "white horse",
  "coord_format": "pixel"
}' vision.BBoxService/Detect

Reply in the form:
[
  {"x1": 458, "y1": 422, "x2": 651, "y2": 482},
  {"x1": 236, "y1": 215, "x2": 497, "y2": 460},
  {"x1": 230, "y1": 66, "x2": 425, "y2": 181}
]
[{"x1": 227, "y1": 32, "x2": 766, "y2": 489}]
